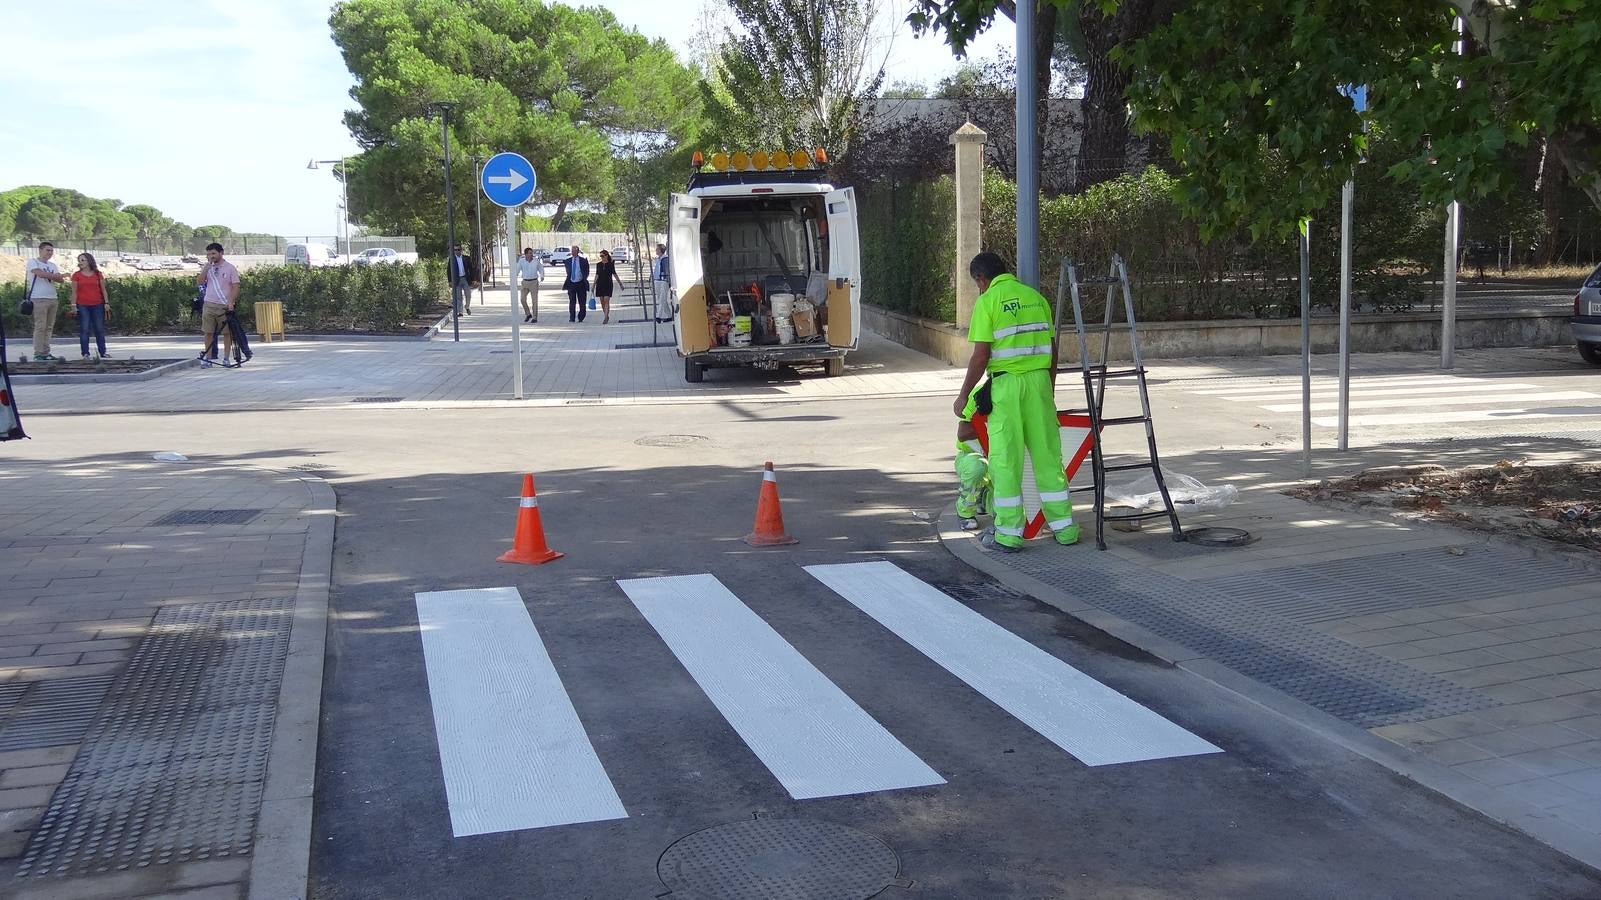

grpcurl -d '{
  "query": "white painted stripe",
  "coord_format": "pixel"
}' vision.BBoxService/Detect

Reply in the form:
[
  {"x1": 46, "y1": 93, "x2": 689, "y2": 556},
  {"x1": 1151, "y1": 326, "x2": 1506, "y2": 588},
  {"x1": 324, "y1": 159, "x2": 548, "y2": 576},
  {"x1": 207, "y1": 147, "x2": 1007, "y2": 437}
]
[
  {"x1": 519, "y1": 497, "x2": 539, "y2": 508},
  {"x1": 1200, "y1": 381, "x2": 1533, "y2": 401},
  {"x1": 1262, "y1": 390, "x2": 1597, "y2": 413},
  {"x1": 1187, "y1": 375, "x2": 1492, "y2": 396},
  {"x1": 414, "y1": 587, "x2": 627, "y2": 836},
  {"x1": 993, "y1": 496, "x2": 1024, "y2": 508},
  {"x1": 805, "y1": 562, "x2": 1221, "y2": 766},
  {"x1": 617, "y1": 574, "x2": 944, "y2": 800},
  {"x1": 1313, "y1": 406, "x2": 1601, "y2": 427}
]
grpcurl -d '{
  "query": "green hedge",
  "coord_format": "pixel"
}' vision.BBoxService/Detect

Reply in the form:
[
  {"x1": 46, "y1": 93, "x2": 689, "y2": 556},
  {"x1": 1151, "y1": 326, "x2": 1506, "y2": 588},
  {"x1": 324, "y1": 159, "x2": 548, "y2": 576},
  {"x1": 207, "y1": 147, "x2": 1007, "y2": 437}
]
[
  {"x1": 860, "y1": 177, "x2": 958, "y2": 321},
  {"x1": 1, "y1": 261, "x2": 446, "y2": 338}
]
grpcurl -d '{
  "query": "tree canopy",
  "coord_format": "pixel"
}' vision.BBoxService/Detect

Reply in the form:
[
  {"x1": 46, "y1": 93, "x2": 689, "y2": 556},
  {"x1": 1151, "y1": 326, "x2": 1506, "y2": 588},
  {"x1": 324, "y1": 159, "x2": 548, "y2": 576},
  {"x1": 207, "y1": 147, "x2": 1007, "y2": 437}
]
[{"x1": 330, "y1": 0, "x2": 703, "y2": 249}]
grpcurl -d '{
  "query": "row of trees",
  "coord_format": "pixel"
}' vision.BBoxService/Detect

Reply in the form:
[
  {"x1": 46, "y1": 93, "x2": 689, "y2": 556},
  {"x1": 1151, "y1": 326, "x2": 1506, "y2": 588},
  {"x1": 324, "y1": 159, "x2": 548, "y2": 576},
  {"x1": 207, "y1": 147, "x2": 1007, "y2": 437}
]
[{"x1": 0, "y1": 186, "x2": 265, "y2": 248}]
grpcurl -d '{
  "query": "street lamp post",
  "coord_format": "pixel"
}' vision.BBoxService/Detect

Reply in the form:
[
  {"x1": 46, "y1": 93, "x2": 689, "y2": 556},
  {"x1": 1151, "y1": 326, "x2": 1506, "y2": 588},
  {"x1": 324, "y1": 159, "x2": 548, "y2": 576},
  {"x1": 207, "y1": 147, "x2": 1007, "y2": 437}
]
[
  {"x1": 430, "y1": 102, "x2": 459, "y2": 341},
  {"x1": 306, "y1": 157, "x2": 349, "y2": 259}
]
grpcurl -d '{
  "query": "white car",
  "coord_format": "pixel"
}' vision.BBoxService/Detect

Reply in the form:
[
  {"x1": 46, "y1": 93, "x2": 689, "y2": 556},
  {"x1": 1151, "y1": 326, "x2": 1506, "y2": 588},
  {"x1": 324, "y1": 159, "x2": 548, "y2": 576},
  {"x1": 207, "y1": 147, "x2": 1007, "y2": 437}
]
[
  {"x1": 611, "y1": 245, "x2": 633, "y2": 264},
  {"x1": 546, "y1": 246, "x2": 571, "y2": 267},
  {"x1": 356, "y1": 247, "x2": 402, "y2": 266}
]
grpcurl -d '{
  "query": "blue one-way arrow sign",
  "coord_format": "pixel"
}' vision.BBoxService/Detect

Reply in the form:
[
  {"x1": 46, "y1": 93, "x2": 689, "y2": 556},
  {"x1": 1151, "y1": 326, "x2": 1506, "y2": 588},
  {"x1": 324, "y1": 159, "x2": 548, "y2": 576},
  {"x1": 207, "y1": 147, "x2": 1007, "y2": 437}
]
[{"x1": 480, "y1": 152, "x2": 537, "y2": 208}]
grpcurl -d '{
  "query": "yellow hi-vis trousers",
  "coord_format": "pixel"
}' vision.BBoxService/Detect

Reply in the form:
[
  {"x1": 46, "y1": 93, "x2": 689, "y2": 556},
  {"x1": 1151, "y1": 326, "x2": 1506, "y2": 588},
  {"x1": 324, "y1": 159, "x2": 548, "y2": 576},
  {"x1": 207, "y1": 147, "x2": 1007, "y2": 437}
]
[
  {"x1": 955, "y1": 438, "x2": 989, "y2": 518},
  {"x1": 988, "y1": 368, "x2": 1074, "y2": 547}
]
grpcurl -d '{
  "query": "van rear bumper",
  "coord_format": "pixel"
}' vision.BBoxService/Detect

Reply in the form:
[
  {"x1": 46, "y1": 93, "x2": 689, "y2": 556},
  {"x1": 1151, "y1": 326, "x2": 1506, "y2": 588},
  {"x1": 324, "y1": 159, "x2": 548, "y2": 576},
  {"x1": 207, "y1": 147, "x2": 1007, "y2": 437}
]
[{"x1": 687, "y1": 345, "x2": 848, "y2": 369}]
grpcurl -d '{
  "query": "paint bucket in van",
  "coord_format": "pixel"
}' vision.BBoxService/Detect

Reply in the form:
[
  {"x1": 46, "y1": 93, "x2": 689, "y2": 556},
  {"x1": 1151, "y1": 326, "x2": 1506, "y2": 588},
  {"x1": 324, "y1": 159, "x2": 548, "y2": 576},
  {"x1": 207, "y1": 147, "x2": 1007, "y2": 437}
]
[
  {"x1": 730, "y1": 316, "x2": 753, "y2": 346},
  {"x1": 768, "y1": 292, "x2": 794, "y2": 318},
  {"x1": 772, "y1": 316, "x2": 795, "y2": 344}
]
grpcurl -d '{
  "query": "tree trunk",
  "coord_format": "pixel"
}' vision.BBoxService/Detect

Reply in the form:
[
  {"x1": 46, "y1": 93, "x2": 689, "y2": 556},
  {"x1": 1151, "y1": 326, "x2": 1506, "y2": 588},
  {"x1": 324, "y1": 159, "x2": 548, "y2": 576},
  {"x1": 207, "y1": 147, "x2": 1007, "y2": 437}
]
[
  {"x1": 551, "y1": 198, "x2": 570, "y2": 233},
  {"x1": 1032, "y1": 2, "x2": 1057, "y2": 187},
  {"x1": 1539, "y1": 137, "x2": 1562, "y2": 265},
  {"x1": 1548, "y1": 125, "x2": 1601, "y2": 220},
  {"x1": 1075, "y1": 1, "x2": 1136, "y2": 190}
]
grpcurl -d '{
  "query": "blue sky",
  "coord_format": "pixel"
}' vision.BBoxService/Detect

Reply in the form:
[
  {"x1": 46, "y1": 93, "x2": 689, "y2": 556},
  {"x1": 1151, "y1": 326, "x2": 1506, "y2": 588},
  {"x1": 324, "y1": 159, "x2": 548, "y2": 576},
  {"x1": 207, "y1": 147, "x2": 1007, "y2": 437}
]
[{"x1": 0, "y1": 0, "x2": 1005, "y2": 237}]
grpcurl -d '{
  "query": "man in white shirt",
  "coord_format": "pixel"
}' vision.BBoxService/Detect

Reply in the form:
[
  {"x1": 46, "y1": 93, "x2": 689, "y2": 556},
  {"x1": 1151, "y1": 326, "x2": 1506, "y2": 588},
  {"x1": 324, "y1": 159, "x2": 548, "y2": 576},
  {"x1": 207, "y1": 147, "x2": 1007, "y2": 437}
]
[
  {"x1": 516, "y1": 247, "x2": 544, "y2": 323},
  {"x1": 23, "y1": 241, "x2": 68, "y2": 361},
  {"x1": 651, "y1": 243, "x2": 671, "y2": 323}
]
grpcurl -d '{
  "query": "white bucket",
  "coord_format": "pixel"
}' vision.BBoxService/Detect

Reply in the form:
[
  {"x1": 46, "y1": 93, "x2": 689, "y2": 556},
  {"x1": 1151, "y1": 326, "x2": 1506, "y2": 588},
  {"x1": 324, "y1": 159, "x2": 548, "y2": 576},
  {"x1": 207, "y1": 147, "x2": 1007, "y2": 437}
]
[
  {"x1": 773, "y1": 315, "x2": 794, "y2": 345},
  {"x1": 769, "y1": 292, "x2": 794, "y2": 318}
]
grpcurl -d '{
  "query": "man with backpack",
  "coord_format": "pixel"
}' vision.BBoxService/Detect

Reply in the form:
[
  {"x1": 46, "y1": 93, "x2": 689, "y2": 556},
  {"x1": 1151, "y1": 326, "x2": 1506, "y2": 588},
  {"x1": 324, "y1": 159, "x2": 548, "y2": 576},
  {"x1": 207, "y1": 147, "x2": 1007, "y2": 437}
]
[{"x1": 23, "y1": 241, "x2": 69, "y2": 361}]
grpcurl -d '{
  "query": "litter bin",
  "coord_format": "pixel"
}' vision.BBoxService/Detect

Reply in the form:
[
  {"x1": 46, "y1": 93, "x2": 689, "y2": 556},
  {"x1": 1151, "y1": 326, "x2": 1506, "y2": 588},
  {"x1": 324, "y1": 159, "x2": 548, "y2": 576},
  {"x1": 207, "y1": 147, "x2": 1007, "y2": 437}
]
[{"x1": 255, "y1": 300, "x2": 285, "y2": 342}]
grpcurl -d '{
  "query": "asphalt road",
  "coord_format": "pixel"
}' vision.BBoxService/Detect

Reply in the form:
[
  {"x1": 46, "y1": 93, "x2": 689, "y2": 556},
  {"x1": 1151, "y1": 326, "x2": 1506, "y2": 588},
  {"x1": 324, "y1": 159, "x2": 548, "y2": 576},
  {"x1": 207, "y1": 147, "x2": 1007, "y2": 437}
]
[{"x1": 13, "y1": 379, "x2": 1601, "y2": 899}]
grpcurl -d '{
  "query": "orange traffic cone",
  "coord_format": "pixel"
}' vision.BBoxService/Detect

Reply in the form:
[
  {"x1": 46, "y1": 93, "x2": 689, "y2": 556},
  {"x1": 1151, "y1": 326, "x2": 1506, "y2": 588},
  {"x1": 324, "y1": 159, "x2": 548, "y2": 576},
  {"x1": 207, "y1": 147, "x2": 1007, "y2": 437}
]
[
  {"x1": 497, "y1": 474, "x2": 564, "y2": 565},
  {"x1": 743, "y1": 461, "x2": 798, "y2": 546}
]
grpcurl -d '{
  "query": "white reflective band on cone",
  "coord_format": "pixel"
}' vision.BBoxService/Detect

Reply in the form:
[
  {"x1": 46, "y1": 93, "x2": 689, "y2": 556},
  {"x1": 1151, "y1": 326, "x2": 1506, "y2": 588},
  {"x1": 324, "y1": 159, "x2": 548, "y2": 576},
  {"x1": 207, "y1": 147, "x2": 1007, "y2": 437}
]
[
  {"x1": 1039, "y1": 490, "x2": 1071, "y2": 503},
  {"x1": 520, "y1": 497, "x2": 539, "y2": 508},
  {"x1": 1047, "y1": 518, "x2": 1074, "y2": 530},
  {"x1": 995, "y1": 526, "x2": 1025, "y2": 536},
  {"x1": 763, "y1": 470, "x2": 777, "y2": 482},
  {"x1": 993, "y1": 496, "x2": 1023, "y2": 508}
]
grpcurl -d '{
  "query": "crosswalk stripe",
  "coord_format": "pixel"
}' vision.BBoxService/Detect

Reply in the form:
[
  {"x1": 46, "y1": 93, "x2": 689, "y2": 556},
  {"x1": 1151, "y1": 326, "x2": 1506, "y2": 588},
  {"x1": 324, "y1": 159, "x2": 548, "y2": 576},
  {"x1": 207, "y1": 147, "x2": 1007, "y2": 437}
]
[
  {"x1": 618, "y1": 574, "x2": 945, "y2": 800},
  {"x1": 1187, "y1": 376, "x2": 1499, "y2": 396},
  {"x1": 1313, "y1": 405, "x2": 1601, "y2": 427},
  {"x1": 805, "y1": 561, "x2": 1221, "y2": 766},
  {"x1": 1261, "y1": 390, "x2": 1598, "y2": 413},
  {"x1": 1199, "y1": 381, "x2": 1533, "y2": 401},
  {"x1": 414, "y1": 587, "x2": 627, "y2": 836}
]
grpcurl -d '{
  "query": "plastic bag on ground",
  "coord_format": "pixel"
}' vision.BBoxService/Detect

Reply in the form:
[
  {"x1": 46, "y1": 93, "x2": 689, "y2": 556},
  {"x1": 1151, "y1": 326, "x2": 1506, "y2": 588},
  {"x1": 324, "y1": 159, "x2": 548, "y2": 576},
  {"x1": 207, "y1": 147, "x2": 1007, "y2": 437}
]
[{"x1": 1108, "y1": 473, "x2": 1237, "y2": 512}]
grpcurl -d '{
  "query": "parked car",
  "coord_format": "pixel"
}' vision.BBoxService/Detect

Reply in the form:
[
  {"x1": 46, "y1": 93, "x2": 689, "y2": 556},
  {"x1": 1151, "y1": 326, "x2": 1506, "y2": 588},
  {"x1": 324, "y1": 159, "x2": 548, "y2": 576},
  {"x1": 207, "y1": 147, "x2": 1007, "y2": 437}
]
[
  {"x1": 1573, "y1": 263, "x2": 1601, "y2": 365},
  {"x1": 546, "y1": 246, "x2": 572, "y2": 267},
  {"x1": 285, "y1": 243, "x2": 337, "y2": 268},
  {"x1": 354, "y1": 247, "x2": 418, "y2": 266},
  {"x1": 611, "y1": 245, "x2": 633, "y2": 264}
]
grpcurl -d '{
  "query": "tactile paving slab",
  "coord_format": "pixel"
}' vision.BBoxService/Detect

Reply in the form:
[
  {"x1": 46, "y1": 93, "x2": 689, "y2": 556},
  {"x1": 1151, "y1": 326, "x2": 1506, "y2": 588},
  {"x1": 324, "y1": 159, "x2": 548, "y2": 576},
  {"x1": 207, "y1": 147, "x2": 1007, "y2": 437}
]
[
  {"x1": 15, "y1": 596, "x2": 293, "y2": 879},
  {"x1": 1005, "y1": 547, "x2": 1496, "y2": 729},
  {"x1": 658, "y1": 818, "x2": 900, "y2": 900},
  {"x1": 0, "y1": 675, "x2": 116, "y2": 752},
  {"x1": 151, "y1": 509, "x2": 263, "y2": 527},
  {"x1": 1202, "y1": 546, "x2": 1596, "y2": 625}
]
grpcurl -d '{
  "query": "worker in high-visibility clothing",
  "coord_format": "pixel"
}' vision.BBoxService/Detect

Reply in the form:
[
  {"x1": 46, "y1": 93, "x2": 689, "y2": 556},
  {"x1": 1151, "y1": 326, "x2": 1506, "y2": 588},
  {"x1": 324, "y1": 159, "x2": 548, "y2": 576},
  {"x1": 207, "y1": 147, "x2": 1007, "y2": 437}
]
[
  {"x1": 955, "y1": 377, "x2": 992, "y2": 530},
  {"x1": 953, "y1": 252, "x2": 1078, "y2": 551}
]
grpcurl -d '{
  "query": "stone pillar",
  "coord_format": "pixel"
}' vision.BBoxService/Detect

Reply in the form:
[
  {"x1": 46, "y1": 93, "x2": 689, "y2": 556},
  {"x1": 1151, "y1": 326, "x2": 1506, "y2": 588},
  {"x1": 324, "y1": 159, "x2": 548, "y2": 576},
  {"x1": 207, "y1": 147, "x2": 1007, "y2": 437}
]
[{"x1": 950, "y1": 121, "x2": 988, "y2": 328}]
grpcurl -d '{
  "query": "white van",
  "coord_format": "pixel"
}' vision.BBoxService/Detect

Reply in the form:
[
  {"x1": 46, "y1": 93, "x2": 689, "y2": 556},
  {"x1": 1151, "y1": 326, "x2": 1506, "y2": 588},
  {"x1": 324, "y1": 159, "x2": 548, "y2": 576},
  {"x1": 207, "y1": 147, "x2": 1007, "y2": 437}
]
[
  {"x1": 669, "y1": 152, "x2": 860, "y2": 382},
  {"x1": 285, "y1": 243, "x2": 336, "y2": 268}
]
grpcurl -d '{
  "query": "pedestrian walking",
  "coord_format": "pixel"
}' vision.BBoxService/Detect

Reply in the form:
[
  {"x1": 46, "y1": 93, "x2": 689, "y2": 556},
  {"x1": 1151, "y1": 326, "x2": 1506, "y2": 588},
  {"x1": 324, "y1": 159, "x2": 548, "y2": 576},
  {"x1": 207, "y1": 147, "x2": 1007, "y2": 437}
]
[
  {"x1": 22, "y1": 241, "x2": 68, "y2": 361},
  {"x1": 448, "y1": 244, "x2": 479, "y2": 316},
  {"x1": 69, "y1": 252, "x2": 111, "y2": 360},
  {"x1": 516, "y1": 247, "x2": 543, "y2": 322},
  {"x1": 593, "y1": 249, "x2": 616, "y2": 324},
  {"x1": 564, "y1": 245, "x2": 590, "y2": 323},
  {"x1": 651, "y1": 242, "x2": 671, "y2": 322},
  {"x1": 953, "y1": 252, "x2": 1078, "y2": 551},
  {"x1": 195, "y1": 242, "x2": 240, "y2": 366}
]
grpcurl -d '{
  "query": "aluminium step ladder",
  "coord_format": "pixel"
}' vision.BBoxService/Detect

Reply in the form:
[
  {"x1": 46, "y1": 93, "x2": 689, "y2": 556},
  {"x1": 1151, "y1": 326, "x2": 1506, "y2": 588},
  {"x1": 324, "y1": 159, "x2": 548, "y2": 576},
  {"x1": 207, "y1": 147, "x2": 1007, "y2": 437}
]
[{"x1": 1056, "y1": 254, "x2": 1184, "y2": 550}]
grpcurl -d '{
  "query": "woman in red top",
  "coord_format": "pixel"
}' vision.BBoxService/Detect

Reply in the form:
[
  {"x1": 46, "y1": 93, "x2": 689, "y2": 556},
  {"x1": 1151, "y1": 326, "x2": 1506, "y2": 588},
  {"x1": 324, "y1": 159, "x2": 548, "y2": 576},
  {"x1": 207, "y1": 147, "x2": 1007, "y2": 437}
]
[{"x1": 70, "y1": 252, "x2": 111, "y2": 360}]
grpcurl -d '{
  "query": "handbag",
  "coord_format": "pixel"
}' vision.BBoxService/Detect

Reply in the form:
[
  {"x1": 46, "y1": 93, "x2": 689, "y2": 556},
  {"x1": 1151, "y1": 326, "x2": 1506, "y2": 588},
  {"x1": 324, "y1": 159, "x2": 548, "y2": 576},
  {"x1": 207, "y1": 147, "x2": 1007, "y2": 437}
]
[{"x1": 17, "y1": 275, "x2": 36, "y2": 316}]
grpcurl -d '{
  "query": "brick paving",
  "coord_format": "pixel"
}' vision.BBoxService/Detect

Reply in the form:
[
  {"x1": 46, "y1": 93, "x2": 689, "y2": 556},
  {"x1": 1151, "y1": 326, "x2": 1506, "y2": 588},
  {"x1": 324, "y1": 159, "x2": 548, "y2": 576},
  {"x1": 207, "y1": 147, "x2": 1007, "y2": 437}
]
[{"x1": 0, "y1": 456, "x2": 324, "y2": 898}]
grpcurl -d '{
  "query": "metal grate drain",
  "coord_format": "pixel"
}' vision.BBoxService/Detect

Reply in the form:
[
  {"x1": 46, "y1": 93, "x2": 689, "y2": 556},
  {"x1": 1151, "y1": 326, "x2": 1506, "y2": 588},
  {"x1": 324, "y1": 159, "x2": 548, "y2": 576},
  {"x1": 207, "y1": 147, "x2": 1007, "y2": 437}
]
[
  {"x1": 1005, "y1": 547, "x2": 1495, "y2": 728},
  {"x1": 613, "y1": 341, "x2": 675, "y2": 350},
  {"x1": 152, "y1": 509, "x2": 262, "y2": 526},
  {"x1": 658, "y1": 818, "x2": 902, "y2": 900},
  {"x1": 351, "y1": 396, "x2": 404, "y2": 403},
  {"x1": 0, "y1": 676, "x2": 116, "y2": 752},
  {"x1": 16, "y1": 596, "x2": 294, "y2": 879},
  {"x1": 634, "y1": 434, "x2": 708, "y2": 447},
  {"x1": 565, "y1": 399, "x2": 603, "y2": 406}
]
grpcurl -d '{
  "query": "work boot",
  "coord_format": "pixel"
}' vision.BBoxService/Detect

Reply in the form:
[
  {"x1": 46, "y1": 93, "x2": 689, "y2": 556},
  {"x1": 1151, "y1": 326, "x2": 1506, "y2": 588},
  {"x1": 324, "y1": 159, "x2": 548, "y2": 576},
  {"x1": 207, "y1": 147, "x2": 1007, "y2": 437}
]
[
  {"x1": 979, "y1": 530, "x2": 1022, "y2": 553},
  {"x1": 1055, "y1": 524, "x2": 1081, "y2": 546},
  {"x1": 960, "y1": 516, "x2": 982, "y2": 531}
]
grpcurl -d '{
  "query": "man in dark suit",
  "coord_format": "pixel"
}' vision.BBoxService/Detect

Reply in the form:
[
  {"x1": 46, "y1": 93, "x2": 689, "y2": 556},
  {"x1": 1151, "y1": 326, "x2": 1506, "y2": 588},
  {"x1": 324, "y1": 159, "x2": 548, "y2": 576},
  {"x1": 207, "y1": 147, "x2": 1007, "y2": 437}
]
[
  {"x1": 564, "y1": 245, "x2": 590, "y2": 323},
  {"x1": 448, "y1": 244, "x2": 479, "y2": 316}
]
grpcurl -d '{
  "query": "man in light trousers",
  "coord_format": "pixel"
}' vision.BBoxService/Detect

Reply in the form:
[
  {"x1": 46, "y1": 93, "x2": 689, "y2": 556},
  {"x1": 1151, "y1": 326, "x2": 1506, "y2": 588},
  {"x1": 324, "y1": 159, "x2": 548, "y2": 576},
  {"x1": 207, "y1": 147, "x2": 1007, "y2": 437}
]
[{"x1": 23, "y1": 241, "x2": 68, "y2": 361}]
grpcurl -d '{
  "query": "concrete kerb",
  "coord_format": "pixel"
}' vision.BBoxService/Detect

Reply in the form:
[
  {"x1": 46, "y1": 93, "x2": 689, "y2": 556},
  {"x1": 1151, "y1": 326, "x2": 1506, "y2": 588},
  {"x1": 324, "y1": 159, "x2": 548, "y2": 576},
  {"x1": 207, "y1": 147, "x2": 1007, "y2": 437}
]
[
  {"x1": 935, "y1": 506, "x2": 1601, "y2": 876},
  {"x1": 9, "y1": 357, "x2": 198, "y2": 384},
  {"x1": 246, "y1": 469, "x2": 335, "y2": 900}
]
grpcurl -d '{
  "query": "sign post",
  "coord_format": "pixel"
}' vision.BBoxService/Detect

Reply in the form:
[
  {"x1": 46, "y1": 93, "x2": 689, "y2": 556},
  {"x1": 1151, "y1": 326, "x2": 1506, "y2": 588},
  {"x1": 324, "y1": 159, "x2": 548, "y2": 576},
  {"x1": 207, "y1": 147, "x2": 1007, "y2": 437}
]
[
  {"x1": 480, "y1": 151, "x2": 537, "y2": 400},
  {"x1": 1336, "y1": 83, "x2": 1366, "y2": 451}
]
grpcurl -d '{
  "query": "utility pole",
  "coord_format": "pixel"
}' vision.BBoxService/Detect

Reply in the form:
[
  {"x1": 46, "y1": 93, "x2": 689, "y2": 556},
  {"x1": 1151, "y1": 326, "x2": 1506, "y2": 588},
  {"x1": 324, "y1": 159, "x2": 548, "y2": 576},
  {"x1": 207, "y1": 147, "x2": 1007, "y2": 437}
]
[
  {"x1": 431, "y1": 102, "x2": 459, "y2": 342},
  {"x1": 1014, "y1": 0, "x2": 1039, "y2": 287}
]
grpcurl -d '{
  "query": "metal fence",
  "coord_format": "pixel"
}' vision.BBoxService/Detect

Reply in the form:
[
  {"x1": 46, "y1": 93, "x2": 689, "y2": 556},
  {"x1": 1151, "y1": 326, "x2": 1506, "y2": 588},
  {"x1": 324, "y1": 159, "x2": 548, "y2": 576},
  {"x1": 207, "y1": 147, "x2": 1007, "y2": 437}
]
[{"x1": 1, "y1": 235, "x2": 417, "y2": 258}]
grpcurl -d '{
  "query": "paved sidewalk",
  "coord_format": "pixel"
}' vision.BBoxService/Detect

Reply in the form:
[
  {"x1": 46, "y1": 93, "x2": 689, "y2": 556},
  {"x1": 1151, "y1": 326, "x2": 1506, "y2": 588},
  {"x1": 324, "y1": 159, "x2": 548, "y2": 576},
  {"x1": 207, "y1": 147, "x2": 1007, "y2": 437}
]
[
  {"x1": 945, "y1": 438, "x2": 1601, "y2": 871},
  {"x1": 0, "y1": 455, "x2": 332, "y2": 899},
  {"x1": 12, "y1": 281, "x2": 962, "y2": 415}
]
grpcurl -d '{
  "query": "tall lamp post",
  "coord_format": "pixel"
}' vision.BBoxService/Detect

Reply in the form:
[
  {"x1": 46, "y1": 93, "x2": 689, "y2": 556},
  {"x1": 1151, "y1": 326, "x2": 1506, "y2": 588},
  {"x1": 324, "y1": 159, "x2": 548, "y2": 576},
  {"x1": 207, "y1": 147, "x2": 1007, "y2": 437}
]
[
  {"x1": 430, "y1": 102, "x2": 459, "y2": 341},
  {"x1": 306, "y1": 157, "x2": 349, "y2": 259}
]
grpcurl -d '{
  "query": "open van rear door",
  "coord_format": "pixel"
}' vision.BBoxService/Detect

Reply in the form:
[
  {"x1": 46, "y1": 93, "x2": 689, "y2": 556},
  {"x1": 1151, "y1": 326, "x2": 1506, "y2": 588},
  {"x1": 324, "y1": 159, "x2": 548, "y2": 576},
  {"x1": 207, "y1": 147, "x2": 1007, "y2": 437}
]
[
  {"x1": 669, "y1": 193, "x2": 710, "y2": 354},
  {"x1": 824, "y1": 188, "x2": 860, "y2": 349}
]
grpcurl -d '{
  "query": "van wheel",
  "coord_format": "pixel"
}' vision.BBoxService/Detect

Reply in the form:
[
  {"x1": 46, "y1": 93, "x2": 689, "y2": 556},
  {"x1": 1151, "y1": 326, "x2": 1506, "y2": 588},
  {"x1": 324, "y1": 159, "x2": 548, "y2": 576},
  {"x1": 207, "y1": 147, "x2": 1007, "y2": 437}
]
[
  {"x1": 825, "y1": 357, "x2": 846, "y2": 377},
  {"x1": 1580, "y1": 342, "x2": 1601, "y2": 365},
  {"x1": 685, "y1": 359, "x2": 704, "y2": 383}
]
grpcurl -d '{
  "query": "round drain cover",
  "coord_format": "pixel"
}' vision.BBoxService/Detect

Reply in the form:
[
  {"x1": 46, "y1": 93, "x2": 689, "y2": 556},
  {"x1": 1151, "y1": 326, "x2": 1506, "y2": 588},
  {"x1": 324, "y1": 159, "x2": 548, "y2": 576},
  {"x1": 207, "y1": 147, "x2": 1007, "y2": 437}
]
[
  {"x1": 1185, "y1": 526, "x2": 1253, "y2": 547},
  {"x1": 635, "y1": 434, "x2": 708, "y2": 447},
  {"x1": 658, "y1": 818, "x2": 899, "y2": 900}
]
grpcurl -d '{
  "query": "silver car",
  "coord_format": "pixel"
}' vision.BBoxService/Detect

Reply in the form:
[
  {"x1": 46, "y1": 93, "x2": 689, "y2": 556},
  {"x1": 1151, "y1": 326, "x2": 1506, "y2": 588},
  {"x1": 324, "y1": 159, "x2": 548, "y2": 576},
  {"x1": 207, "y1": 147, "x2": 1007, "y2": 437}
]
[{"x1": 1574, "y1": 263, "x2": 1601, "y2": 365}]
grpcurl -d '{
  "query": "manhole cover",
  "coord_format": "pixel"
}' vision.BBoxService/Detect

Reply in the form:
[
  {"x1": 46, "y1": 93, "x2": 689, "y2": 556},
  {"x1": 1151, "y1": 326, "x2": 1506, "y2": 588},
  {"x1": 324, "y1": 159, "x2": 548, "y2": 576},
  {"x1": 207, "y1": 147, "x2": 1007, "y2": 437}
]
[
  {"x1": 1185, "y1": 526, "x2": 1254, "y2": 547},
  {"x1": 658, "y1": 818, "x2": 900, "y2": 900},
  {"x1": 635, "y1": 434, "x2": 708, "y2": 447},
  {"x1": 152, "y1": 508, "x2": 262, "y2": 526},
  {"x1": 352, "y1": 396, "x2": 404, "y2": 403}
]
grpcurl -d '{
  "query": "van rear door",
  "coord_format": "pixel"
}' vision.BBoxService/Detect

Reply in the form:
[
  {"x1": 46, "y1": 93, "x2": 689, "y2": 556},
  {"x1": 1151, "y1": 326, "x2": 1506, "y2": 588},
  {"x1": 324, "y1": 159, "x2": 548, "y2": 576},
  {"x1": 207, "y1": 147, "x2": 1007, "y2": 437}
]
[
  {"x1": 824, "y1": 188, "x2": 860, "y2": 349},
  {"x1": 670, "y1": 193, "x2": 711, "y2": 353}
]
